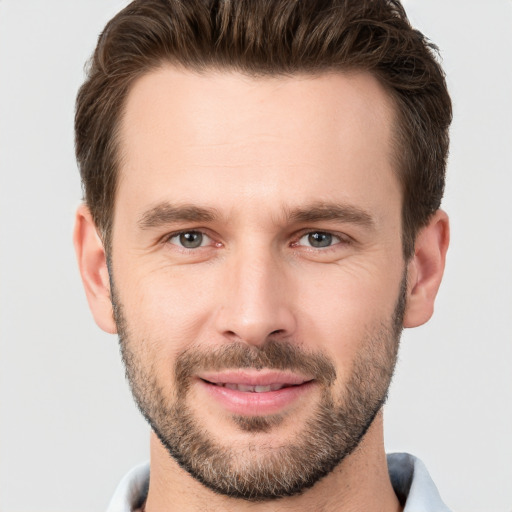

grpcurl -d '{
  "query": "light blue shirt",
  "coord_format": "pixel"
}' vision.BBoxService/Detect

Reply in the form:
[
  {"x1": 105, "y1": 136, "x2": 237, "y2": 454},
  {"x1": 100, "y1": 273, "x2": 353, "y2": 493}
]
[{"x1": 106, "y1": 453, "x2": 451, "y2": 511}]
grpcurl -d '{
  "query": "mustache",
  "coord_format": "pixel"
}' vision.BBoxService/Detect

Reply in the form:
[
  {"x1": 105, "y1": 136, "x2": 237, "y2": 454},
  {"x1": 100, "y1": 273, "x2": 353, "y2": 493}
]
[{"x1": 174, "y1": 339, "x2": 337, "y2": 388}]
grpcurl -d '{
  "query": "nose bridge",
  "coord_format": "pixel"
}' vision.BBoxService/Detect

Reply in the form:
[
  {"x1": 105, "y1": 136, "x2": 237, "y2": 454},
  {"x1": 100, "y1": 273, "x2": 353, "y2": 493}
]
[{"x1": 215, "y1": 242, "x2": 296, "y2": 346}]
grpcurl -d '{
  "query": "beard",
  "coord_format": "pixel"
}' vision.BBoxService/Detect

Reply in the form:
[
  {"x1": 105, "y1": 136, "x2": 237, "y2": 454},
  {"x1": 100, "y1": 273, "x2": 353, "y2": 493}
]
[{"x1": 112, "y1": 273, "x2": 406, "y2": 502}]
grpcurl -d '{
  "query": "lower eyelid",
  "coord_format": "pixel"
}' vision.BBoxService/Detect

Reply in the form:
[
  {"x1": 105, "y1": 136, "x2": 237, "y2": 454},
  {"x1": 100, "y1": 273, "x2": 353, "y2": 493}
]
[{"x1": 164, "y1": 230, "x2": 350, "y2": 250}]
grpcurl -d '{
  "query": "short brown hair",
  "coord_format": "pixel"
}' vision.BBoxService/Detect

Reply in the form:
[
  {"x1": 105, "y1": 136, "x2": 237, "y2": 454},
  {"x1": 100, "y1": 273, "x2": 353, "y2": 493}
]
[{"x1": 75, "y1": 0, "x2": 451, "y2": 258}]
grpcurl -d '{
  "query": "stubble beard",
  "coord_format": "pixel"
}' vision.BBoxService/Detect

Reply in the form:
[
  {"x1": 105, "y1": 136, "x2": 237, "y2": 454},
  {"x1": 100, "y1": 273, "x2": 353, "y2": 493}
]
[{"x1": 112, "y1": 273, "x2": 407, "y2": 502}]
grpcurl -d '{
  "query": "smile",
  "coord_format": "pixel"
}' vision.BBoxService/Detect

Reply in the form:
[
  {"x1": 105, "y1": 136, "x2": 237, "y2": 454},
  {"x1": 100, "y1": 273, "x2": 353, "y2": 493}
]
[
  {"x1": 202, "y1": 381, "x2": 300, "y2": 393},
  {"x1": 196, "y1": 371, "x2": 315, "y2": 416}
]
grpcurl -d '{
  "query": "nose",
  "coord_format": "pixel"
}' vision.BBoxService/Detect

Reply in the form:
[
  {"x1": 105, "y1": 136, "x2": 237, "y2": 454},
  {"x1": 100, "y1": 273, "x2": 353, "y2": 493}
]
[{"x1": 214, "y1": 247, "x2": 297, "y2": 347}]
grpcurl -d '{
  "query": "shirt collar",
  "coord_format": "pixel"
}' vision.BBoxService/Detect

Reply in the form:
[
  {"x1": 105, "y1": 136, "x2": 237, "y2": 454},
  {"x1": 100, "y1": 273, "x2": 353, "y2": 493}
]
[{"x1": 387, "y1": 453, "x2": 452, "y2": 512}]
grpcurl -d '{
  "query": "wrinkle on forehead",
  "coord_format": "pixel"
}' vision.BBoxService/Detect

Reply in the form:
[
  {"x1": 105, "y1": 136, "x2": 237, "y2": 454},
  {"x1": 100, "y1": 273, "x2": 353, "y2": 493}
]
[{"x1": 114, "y1": 65, "x2": 401, "y2": 242}]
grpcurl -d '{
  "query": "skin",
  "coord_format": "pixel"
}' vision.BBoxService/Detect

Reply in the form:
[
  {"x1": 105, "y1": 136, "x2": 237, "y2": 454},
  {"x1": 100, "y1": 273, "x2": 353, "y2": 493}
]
[{"x1": 74, "y1": 67, "x2": 449, "y2": 511}]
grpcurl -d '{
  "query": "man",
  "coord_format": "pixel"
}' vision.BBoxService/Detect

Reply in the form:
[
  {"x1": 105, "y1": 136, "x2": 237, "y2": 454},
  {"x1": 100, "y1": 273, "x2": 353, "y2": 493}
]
[{"x1": 73, "y1": 0, "x2": 451, "y2": 510}]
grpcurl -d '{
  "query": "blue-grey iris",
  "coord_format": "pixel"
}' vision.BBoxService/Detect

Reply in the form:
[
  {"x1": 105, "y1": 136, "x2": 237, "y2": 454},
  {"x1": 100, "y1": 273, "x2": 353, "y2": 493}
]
[
  {"x1": 309, "y1": 232, "x2": 332, "y2": 248},
  {"x1": 180, "y1": 232, "x2": 203, "y2": 248}
]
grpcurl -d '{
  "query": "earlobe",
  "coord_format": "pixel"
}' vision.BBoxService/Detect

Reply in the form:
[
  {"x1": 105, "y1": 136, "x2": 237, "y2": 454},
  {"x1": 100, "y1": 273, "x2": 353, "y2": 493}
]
[
  {"x1": 403, "y1": 210, "x2": 450, "y2": 328},
  {"x1": 73, "y1": 204, "x2": 117, "y2": 334}
]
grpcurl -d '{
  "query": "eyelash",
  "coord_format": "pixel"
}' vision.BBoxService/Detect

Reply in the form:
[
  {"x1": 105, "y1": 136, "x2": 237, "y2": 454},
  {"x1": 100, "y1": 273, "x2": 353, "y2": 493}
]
[
  {"x1": 164, "y1": 230, "x2": 218, "y2": 250},
  {"x1": 291, "y1": 230, "x2": 351, "y2": 251},
  {"x1": 163, "y1": 229, "x2": 351, "y2": 251}
]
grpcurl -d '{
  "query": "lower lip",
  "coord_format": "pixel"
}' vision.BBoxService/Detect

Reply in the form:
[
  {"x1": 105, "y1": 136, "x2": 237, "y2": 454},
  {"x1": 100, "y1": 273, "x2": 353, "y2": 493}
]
[{"x1": 197, "y1": 379, "x2": 316, "y2": 416}]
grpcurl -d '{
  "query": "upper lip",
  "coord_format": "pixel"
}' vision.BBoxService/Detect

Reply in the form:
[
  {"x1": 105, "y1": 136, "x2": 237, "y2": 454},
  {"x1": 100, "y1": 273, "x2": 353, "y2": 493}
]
[{"x1": 197, "y1": 370, "x2": 313, "y2": 387}]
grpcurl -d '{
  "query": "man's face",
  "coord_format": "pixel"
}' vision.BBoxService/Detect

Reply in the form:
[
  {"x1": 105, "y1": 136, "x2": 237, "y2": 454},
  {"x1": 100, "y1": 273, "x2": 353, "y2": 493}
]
[{"x1": 110, "y1": 67, "x2": 406, "y2": 499}]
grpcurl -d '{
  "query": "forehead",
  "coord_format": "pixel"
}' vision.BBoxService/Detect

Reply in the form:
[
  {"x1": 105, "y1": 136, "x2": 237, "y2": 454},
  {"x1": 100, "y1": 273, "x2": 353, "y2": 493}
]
[{"x1": 116, "y1": 66, "x2": 399, "y2": 222}]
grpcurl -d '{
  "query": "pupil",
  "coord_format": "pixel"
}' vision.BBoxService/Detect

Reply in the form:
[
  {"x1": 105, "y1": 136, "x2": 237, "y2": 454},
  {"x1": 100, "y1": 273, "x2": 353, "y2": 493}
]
[
  {"x1": 309, "y1": 232, "x2": 332, "y2": 248},
  {"x1": 180, "y1": 232, "x2": 202, "y2": 248}
]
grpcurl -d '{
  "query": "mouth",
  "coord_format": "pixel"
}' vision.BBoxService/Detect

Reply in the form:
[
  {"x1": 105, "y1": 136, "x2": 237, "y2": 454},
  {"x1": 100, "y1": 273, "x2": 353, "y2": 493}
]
[
  {"x1": 201, "y1": 381, "x2": 304, "y2": 393},
  {"x1": 196, "y1": 371, "x2": 315, "y2": 416}
]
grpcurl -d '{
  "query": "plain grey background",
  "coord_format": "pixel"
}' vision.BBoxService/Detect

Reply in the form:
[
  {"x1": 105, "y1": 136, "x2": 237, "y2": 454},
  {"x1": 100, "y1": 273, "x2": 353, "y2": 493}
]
[{"x1": 1, "y1": 1, "x2": 511, "y2": 510}]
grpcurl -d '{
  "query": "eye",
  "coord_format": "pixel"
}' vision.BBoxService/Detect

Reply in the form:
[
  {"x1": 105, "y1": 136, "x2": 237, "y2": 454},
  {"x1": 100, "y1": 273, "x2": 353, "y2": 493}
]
[
  {"x1": 297, "y1": 231, "x2": 342, "y2": 248},
  {"x1": 168, "y1": 231, "x2": 211, "y2": 249}
]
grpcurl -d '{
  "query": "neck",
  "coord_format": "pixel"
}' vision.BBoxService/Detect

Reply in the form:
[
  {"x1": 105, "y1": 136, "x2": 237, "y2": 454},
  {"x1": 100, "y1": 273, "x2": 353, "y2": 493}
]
[{"x1": 144, "y1": 412, "x2": 402, "y2": 512}]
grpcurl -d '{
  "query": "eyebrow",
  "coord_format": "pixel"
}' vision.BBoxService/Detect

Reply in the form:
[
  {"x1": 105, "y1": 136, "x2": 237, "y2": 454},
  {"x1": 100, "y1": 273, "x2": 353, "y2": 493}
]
[
  {"x1": 138, "y1": 203, "x2": 219, "y2": 229},
  {"x1": 138, "y1": 201, "x2": 375, "y2": 230},
  {"x1": 286, "y1": 202, "x2": 375, "y2": 228}
]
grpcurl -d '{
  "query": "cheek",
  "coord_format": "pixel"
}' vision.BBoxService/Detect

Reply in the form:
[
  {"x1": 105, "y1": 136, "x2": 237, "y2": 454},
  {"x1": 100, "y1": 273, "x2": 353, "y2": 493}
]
[
  {"x1": 115, "y1": 244, "x2": 405, "y2": 381},
  {"x1": 294, "y1": 262, "x2": 403, "y2": 369},
  {"x1": 117, "y1": 264, "x2": 217, "y2": 366}
]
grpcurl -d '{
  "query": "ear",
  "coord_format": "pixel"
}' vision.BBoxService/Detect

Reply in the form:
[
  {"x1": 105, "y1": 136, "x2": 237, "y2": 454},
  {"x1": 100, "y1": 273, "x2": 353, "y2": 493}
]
[
  {"x1": 403, "y1": 210, "x2": 450, "y2": 328},
  {"x1": 73, "y1": 204, "x2": 117, "y2": 334}
]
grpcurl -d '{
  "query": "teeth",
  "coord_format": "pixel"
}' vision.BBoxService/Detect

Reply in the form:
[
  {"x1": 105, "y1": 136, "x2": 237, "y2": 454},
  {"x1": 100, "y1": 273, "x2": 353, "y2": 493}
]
[
  {"x1": 237, "y1": 384, "x2": 255, "y2": 392},
  {"x1": 254, "y1": 385, "x2": 272, "y2": 392},
  {"x1": 215, "y1": 383, "x2": 290, "y2": 392}
]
